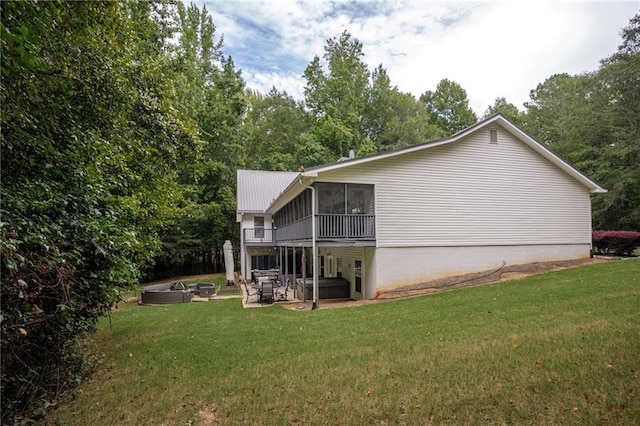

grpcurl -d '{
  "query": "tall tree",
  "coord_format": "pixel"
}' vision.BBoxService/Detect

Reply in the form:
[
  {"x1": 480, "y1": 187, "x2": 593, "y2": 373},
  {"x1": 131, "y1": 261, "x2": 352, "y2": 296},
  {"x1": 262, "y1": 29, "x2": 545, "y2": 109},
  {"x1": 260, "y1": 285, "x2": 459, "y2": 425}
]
[
  {"x1": 617, "y1": 13, "x2": 640, "y2": 55},
  {"x1": 304, "y1": 31, "x2": 370, "y2": 159},
  {"x1": 420, "y1": 79, "x2": 477, "y2": 134},
  {"x1": 377, "y1": 89, "x2": 444, "y2": 151},
  {"x1": 521, "y1": 13, "x2": 640, "y2": 230},
  {"x1": 589, "y1": 13, "x2": 640, "y2": 229},
  {"x1": 364, "y1": 65, "x2": 394, "y2": 143},
  {"x1": 150, "y1": 2, "x2": 246, "y2": 278},
  {"x1": 482, "y1": 97, "x2": 523, "y2": 125},
  {"x1": 1, "y1": 1, "x2": 198, "y2": 421},
  {"x1": 522, "y1": 73, "x2": 593, "y2": 147},
  {"x1": 360, "y1": 65, "x2": 443, "y2": 151},
  {"x1": 244, "y1": 88, "x2": 311, "y2": 171}
]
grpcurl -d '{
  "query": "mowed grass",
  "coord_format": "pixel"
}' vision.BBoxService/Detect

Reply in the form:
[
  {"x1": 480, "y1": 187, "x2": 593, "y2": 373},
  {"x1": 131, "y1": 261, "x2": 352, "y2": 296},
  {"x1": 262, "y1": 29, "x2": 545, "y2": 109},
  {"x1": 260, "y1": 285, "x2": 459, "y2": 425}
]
[{"x1": 48, "y1": 259, "x2": 639, "y2": 425}]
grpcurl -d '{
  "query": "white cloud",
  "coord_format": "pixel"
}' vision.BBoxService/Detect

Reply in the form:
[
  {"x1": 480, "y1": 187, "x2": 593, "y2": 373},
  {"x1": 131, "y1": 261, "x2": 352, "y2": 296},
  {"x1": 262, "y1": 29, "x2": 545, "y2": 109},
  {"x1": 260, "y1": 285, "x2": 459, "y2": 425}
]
[
  {"x1": 201, "y1": 0, "x2": 638, "y2": 115},
  {"x1": 249, "y1": 71, "x2": 307, "y2": 99}
]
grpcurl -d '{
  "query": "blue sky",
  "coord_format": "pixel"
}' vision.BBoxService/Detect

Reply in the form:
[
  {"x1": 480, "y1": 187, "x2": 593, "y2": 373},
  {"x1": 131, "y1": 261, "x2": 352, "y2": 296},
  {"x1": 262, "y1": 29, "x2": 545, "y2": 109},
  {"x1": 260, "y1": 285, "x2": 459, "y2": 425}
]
[{"x1": 199, "y1": 0, "x2": 639, "y2": 115}]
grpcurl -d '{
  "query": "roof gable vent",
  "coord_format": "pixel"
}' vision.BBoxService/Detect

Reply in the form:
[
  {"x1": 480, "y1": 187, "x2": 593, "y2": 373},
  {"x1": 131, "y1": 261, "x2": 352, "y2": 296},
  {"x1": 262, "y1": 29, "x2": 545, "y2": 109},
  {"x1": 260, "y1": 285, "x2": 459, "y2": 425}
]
[{"x1": 489, "y1": 128, "x2": 498, "y2": 144}]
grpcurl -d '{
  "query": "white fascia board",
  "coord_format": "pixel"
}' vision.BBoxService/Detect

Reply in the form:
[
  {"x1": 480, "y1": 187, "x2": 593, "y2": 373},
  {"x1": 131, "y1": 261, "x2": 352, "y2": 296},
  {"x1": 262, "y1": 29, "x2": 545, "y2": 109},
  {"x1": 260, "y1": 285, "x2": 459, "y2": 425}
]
[{"x1": 237, "y1": 210, "x2": 267, "y2": 214}]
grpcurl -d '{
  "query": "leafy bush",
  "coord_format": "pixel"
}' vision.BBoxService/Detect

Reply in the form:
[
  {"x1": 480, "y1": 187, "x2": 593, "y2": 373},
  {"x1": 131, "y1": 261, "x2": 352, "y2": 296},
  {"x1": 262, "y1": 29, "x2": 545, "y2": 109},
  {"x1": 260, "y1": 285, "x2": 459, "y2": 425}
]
[
  {"x1": 1, "y1": 1, "x2": 197, "y2": 423},
  {"x1": 592, "y1": 230, "x2": 640, "y2": 256}
]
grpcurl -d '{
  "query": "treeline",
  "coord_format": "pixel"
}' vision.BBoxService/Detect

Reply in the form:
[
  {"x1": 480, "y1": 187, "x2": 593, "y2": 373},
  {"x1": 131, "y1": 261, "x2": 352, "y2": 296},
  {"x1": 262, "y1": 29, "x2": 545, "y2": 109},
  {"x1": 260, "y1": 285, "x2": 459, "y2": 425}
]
[
  {"x1": 0, "y1": 1, "x2": 638, "y2": 422},
  {"x1": 245, "y1": 24, "x2": 640, "y2": 232}
]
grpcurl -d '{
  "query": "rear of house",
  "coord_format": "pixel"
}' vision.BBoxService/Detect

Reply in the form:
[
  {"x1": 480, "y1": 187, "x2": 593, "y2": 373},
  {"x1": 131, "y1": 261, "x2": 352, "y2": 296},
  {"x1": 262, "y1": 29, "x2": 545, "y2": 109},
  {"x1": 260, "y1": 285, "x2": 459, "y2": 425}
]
[
  {"x1": 238, "y1": 114, "x2": 605, "y2": 301},
  {"x1": 236, "y1": 170, "x2": 298, "y2": 280}
]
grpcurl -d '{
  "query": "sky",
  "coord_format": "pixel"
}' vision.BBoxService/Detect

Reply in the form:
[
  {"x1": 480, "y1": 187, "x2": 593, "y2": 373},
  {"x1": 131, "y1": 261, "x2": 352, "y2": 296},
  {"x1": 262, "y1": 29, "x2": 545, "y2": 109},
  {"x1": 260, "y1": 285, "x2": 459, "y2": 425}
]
[{"x1": 198, "y1": 0, "x2": 639, "y2": 115}]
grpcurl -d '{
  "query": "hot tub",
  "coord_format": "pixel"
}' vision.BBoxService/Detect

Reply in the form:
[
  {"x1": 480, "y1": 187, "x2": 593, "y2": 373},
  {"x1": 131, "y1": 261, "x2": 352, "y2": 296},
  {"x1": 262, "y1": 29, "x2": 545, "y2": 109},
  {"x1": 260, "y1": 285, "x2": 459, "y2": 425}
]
[{"x1": 296, "y1": 277, "x2": 350, "y2": 300}]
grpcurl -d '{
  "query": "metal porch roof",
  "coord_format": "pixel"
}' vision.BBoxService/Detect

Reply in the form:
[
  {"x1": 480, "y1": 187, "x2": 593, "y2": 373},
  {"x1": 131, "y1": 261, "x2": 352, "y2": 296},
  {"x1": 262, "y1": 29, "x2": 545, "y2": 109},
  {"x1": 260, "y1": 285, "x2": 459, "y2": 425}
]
[{"x1": 236, "y1": 170, "x2": 299, "y2": 213}]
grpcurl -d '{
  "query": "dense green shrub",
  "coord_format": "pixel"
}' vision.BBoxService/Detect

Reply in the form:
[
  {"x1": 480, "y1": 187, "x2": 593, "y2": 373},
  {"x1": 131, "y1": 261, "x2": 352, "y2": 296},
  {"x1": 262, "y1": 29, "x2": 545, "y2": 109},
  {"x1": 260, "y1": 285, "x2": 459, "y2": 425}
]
[
  {"x1": 1, "y1": 1, "x2": 197, "y2": 422},
  {"x1": 592, "y1": 230, "x2": 640, "y2": 256}
]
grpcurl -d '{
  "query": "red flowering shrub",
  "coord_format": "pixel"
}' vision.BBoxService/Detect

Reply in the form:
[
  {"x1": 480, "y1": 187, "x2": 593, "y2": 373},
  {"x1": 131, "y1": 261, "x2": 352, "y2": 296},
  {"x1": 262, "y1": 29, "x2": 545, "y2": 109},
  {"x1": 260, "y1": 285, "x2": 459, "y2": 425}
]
[{"x1": 592, "y1": 230, "x2": 640, "y2": 256}]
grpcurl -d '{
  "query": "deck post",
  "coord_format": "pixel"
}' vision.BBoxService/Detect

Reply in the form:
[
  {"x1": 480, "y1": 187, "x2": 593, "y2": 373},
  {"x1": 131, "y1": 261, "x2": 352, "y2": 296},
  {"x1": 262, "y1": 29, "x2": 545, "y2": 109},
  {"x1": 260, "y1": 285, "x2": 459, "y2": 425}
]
[
  {"x1": 311, "y1": 185, "x2": 318, "y2": 310},
  {"x1": 292, "y1": 246, "x2": 297, "y2": 299}
]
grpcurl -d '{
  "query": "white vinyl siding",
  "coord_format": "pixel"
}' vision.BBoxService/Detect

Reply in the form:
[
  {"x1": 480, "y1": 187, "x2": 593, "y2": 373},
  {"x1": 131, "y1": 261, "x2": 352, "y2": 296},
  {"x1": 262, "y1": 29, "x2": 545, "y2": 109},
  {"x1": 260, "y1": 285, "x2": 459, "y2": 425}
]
[
  {"x1": 241, "y1": 214, "x2": 274, "y2": 232},
  {"x1": 317, "y1": 125, "x2": 592, "y2": 248}
]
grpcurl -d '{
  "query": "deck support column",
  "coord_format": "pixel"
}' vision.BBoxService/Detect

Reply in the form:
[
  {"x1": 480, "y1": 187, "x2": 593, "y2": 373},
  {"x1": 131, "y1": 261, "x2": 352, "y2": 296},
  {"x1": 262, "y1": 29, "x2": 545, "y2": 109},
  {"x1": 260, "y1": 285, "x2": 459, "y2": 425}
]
[
  {"x1": 311, "y1": 185, "x2": 318, "y2": 310},
  {"x1": 292, "y1": 246, "x2": 297, "y2": 299}
]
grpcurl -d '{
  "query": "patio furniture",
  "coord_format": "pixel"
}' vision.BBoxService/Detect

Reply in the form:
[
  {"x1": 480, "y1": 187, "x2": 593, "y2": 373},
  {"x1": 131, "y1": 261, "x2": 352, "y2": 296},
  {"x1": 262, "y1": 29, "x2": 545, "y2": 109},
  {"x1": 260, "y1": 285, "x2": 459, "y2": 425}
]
[
  {"x1": 260, "y1": 281, "x2": 274, "y2": 304},
  {"x1": 234, "y1": 271, "x2": 243, "y2": 285},
  {"x1": 243, "y1": 278, "x2": 259, "y2": 304},
  {"x1": 275, "y1": 278, "x2": 289, "y2": 301},
  {"x1": 252, "y1": 269, "x2": 280, "y2": 284}
]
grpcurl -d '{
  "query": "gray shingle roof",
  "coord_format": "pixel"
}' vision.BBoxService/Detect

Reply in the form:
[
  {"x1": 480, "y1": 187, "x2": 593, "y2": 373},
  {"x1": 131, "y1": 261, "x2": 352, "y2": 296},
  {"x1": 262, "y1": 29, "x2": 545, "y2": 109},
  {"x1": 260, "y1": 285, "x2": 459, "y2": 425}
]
[{"x1": 236, "y1": 170, "x2": 299, "y2": 212}]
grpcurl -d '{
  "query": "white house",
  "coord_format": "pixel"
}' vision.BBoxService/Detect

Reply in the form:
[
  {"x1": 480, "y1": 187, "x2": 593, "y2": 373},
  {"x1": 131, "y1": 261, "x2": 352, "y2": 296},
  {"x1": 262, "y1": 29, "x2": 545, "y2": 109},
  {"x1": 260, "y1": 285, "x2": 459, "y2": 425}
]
[
  {"x1": 236, "y1": 114, "x2": 606, "y2": 304},
  {"x1": 236, "y1": 169, "x2": 298, "y2": 279}
]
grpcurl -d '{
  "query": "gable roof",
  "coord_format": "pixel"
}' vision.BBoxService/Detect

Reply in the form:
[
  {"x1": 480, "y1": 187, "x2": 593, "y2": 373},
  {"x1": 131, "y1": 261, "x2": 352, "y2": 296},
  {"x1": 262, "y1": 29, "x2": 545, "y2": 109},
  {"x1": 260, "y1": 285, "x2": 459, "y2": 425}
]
[
  {"x1": 236, "y1": 169, "x2": 298, "y2": 213},
  {"x1": 303, "y1": 114, "x2": 607, "y2": 191},
  {"x1": 265, "y1": 114, "x2": 606, "y2": 213}
]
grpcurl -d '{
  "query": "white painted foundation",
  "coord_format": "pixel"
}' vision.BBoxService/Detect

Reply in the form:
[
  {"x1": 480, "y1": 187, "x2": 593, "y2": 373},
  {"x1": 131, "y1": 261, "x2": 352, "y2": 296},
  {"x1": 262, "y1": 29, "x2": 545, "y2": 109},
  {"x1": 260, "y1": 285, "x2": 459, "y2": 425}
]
[{"x1": 370, "y1": 244, "x2": 591, "y2": 297}]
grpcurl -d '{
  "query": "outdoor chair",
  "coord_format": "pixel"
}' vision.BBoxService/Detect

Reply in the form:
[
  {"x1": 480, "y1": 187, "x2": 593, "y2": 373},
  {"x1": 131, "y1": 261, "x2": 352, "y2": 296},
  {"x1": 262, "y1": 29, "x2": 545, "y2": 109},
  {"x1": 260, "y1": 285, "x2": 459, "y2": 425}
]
[
  {"x1": 243, "y1": 278, "x2": 259, "y2": 304},
  {"x1": 275, "y1": 278, "x2": 289, "y2": 301},
  {"x1": 260, "y1": 281, "x2": 274, "y2": 304},
  {"x1": 234, "y1": 272, "x2": 242, "y2": 285}
]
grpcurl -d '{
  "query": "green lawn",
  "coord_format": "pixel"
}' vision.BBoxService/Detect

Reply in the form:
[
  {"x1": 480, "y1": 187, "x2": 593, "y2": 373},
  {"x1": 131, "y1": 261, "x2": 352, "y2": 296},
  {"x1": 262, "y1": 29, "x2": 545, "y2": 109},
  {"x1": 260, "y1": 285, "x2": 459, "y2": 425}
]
[{"x1": 48, "y1": 259, "x2": 639, "y2": 425}]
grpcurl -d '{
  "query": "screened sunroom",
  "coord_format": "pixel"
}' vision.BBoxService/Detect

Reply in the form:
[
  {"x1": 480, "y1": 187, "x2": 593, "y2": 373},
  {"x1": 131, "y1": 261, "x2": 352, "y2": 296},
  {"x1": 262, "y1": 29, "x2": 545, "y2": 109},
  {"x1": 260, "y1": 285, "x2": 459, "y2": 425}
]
[{"x1": 273, "y1": 182, "x2": 376, "y2": 243}]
